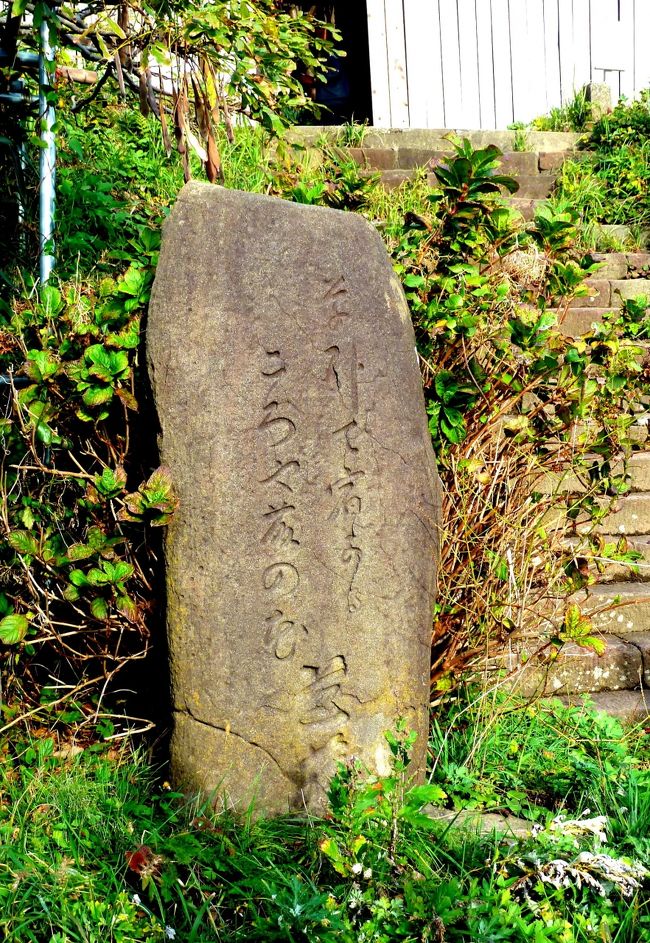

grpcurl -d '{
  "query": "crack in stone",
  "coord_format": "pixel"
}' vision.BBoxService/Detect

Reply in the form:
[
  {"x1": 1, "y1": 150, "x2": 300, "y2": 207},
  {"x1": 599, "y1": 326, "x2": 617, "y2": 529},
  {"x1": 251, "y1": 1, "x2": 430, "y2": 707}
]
[{"x1": 176, "y1": 705, "x2": 288, "y2": 780}]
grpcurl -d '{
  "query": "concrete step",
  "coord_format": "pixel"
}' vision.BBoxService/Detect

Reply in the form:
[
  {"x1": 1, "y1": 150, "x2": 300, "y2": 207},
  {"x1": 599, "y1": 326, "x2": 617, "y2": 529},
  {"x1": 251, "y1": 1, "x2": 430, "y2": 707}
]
[
  {"x1": 377, "y1": 169, "x2": 417, "y2": 189},
  {"x1": 557, "y1": 307, "x2": 612, "y2": 335},
  {"x1": 610, "y1": 278, "x2": 650, "y2": 304},
  {"x1": 589, "y1": 252, "x2": 650, "y2": 280},
  {"x1": 557, "y1": 688, "x2": 650, "y2": 724},
  {"x1": 535, "y1": 451, "x2": 650, "y2": 496},
  {"x1": 573, "y1": 581, "x2": 650, "y2": 635},
  {"x1": 545, "y1": 493, "x2": 650, "y2": 538},
  {"x1": 287, "y1": 127, "x2": 583, "y2": 153},
  {"x1": 347, "y1": 147, "x2": 561, "y2": 178},
  {"x1": 567, "y1": 279, "x2": 613, "y2": 308},
  {"x1": 560, "y1": 277, "x2": 650, "y2": 312},
  {"x1": 539, "y1": 152, "x2": 569, "y2": 172},
  {"x1": 595, "y1": 223, "x2": 650, "y2": 249},
  {"x1": 593, "y1": 494, "x2": 650, "y2": 537},
  {"x1": 493, "y1": 631, "x2": 648, "y2": 697},
  {"x1": 510, "y1": 175, "x2": 556, "y2": 200},
  {"x1": 556, "y1": 305, "x2": 650, "y2": 335},
  {"x1": 590, "y1": 535, "x2": 650, "y2": 583},
  {"x1": 508, "y1": 197, "x2": 543, "y2": 221}
]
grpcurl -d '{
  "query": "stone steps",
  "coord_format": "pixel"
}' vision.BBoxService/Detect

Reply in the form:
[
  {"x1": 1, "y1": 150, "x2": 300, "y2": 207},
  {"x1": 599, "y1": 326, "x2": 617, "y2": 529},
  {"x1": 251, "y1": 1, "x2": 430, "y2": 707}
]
[
  {"x1": 591, "y1": 536, "x2": 650, "y2": 583},
  {"x1": 536, "y1": 451, "x2": 650, "y2": 495},
  {"x1": 287, "y1": 126, "x2": 583, "y2": 154},
  {"x1": 499, "y1": 631, "x2": 648, "y2": 698},
  {"x1": 573, "y1": 582, "x2": 650, "y2": 636},
  {"x1": 506, "y1": 197, "x2": 543, "y2": 220},
  {"x1": 558, "y1": 689, "x2": 650, "y2": 724}
]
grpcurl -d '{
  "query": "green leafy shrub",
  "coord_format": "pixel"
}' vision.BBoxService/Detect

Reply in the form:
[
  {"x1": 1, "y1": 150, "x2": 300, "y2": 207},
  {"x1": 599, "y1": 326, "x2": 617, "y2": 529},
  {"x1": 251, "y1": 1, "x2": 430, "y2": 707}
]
[
  {"x1": 530, "y1": 88, "x2": 592, "y2": 132},
  {"x1": 430, "y1": 689, "x2": 641, "y2": 817},
  {"x1": 590, "y1": 90, "x2": 650, "y2": 147},
  {"x1": 379, "y1": 141, "x2": 646, "y2": 686},
  {"x1": 0, "y1": 240, "x2": 168, "y2": 720},
  {"x1": 549, "y1": 92, "x2": 650, "y2": 246}
]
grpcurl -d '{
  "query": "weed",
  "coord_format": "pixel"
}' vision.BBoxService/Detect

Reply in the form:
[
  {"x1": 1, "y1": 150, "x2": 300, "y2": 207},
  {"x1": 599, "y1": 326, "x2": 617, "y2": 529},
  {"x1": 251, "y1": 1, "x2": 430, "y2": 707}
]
[{"x1": 0, "y1": 710, "x2": 647, "y2": 942}]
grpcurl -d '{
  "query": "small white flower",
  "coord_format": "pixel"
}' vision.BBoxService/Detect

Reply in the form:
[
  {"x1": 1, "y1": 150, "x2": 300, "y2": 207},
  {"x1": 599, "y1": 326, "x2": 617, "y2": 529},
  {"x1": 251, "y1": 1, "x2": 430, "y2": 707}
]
[
  {"x1": 363, "y1": 868, "x2": 372, "y2": 880},
  {"x1": 351, "y1": 862, "x2": 363, "y2": 875},
  {"x1": 165, "y1": 928, "x2": 176, "y2": 940},
  {"x1": 132, "y1": 894, "x2": 141, "y2": 906}
]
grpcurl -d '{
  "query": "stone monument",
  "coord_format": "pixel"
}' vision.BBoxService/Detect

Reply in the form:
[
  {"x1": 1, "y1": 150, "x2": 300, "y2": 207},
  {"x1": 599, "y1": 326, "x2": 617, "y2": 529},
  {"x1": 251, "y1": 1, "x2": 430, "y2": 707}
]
[{"x1": 147, "y1": 182, "x2": 440, "y2": 814}]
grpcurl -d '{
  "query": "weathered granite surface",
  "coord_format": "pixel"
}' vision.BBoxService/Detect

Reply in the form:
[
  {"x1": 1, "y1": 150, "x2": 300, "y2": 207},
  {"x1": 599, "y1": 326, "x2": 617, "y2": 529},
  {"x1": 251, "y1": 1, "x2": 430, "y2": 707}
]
[{"x1": 147, "y1": 182, "x2": 440, "y2": 814}]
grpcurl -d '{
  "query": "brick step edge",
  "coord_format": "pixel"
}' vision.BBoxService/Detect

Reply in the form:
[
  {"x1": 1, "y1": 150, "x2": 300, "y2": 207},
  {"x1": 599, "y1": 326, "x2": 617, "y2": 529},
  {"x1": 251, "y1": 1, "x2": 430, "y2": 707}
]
[
  {"x1": 343, "y1": 146, "x2": 565, "y2": 175},
  {"x1": 536, "y1": 452, "x2": 650, "y2": 495},
  {"x1": 487, "y1": 630, "x2": 650, "y2": 697},
  {"x1": 555, "y1": 689, "x2": 650, "y2": 724}
]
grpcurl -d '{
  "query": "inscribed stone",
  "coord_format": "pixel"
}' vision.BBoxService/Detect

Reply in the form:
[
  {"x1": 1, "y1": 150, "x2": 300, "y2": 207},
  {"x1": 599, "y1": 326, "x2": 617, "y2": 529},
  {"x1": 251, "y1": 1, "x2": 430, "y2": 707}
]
[{"x1": 147, "y1": 182, "x2": 440, "y2": 813}]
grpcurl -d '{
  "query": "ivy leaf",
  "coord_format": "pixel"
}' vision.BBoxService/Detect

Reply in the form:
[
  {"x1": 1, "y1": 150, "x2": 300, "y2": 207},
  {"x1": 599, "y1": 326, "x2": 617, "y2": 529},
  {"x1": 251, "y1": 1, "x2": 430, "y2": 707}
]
[
  {"x1": 119, "y1": 466, "x2": 178, "y2": 526},
  {"x1": 94, "y1": 466, "x2": 127, "y2": 498},
  {"x1": 575, "y1": 635, "x2": 607, "y2": 656},
  {"x1": 103, "y1": 561, "x2": 134, "y2": 583},
  {"x1": 25, "y1": 350, "x2": 59, "y2": 383},
  {"x1": 0, "y1": 614, "x2": 29, "y2": 645},
  {"x1": 82, "y1": 385, "x2": 114, "y2": 407},
  {"x1": 8, "y1": 531, "x2": 39, "y2": 556},
  {"x1": 440, "y1": 407, "x2": 467, "y2": 444},
  {"x1": 69, "y1": 569, "x2": 92, "y2": 588},
  {"x1": 91, "y1": 597, "x2": 109, "y2": 620},
  {"x1": 67, "y1": 543, "x2": 95, "y2": 562},
  {"x1": 116, "y1": 594, "x2": 138, "y2": 622}
]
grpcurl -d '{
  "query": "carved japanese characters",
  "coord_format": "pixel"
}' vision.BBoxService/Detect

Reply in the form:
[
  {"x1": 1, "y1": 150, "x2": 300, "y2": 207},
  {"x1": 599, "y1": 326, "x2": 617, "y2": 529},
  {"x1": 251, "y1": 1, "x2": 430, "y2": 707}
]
[{"x1": 147, "y1": 183, "x2": 440, "y2": 814}]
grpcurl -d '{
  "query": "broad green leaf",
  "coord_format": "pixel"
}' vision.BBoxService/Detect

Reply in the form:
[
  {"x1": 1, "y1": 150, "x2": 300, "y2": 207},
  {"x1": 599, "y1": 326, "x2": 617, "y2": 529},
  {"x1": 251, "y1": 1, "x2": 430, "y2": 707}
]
[
  {"x1": 0, "y1": 614, "x2": 29, "y2": 645},
  {"x1": 82, "y1": 385, "x2": 114, "y2": 407},
  {"x1": 575, "y1": 635, "x2": 607, "y2": 656},
  {"x1": 67, "y1": 543, "x2": 95, "y2": 562},
  {"x1": 106, "y1": 561, "x2": 134, "y2": 583},
  {"x1": 70, "y1": 569, "x2": 92, "y2": 588},
  {"x1": 8, "y1": 531, "x2": 39, "y2": 556},
  {"x1": 116, "y1": 594, "x2": 138, "y2": 622},
  {"x1": 91, "y1": 597, "x2": 109, "y2": 620}
]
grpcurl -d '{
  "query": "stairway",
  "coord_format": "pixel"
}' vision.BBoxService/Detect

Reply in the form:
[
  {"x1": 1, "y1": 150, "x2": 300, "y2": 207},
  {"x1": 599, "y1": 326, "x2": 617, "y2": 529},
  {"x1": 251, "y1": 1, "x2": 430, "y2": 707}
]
[{"x1": 347, "y1": 143, "x2": 561, "y2": 221}]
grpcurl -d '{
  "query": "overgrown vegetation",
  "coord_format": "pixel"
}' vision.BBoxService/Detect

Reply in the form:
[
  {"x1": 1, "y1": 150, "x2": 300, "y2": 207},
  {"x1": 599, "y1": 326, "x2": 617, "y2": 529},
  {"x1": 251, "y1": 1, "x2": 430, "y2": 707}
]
[
  {"x1": 1, "y1": 44, "x2": 650, "y2": 943},
  {"x1": 551, "y1": 93, "x2": 650, "y2": 249},
  {"x1": 0, "y1": 699, "x2": 647, "y2": 942},
  {"x1": 0, "y1": 0, "x2": 336, "y2": 275}
]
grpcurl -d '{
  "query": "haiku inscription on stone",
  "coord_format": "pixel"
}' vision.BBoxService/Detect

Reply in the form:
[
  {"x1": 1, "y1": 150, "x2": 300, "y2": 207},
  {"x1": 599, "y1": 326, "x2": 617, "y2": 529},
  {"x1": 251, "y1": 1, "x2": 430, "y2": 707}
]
[{"x1": 148, "y1": 182, "x2": 440, "y2": 813}]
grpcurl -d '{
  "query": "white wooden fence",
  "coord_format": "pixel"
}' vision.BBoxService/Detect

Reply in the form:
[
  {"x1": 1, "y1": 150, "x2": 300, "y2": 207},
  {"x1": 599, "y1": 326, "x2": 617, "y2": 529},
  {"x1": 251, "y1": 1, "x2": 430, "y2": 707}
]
[{"x1": 366, "y1": 0, "x2": 650, "y2": 128}]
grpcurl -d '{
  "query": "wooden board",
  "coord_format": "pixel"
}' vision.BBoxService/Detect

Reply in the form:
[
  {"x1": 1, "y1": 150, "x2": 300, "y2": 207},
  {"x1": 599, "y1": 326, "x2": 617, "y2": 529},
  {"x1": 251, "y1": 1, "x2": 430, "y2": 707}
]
[
  {"x1": 542, "y1": 0, "x2": 562, "y2": 113},
  {"x1": 439, "y1": 0, "x2": 463, "y2": 126},
  {"x1": 366, "y1": 0, "x2": 391, "y2": 126},
  {"x1": 475, "y1": 0, "x2": 496, "y2": 128},
  {"x1": 490, "y1": 0, "x2": 514, "y2": 127},
  {"x1": 384, "y1": 0, "x2": 410, "y2": 126},
  {"x1": 457, "y1": 0, "x2": 481, "y2": 128},
  {"x1": 633, "y1": 0, "x2": 650, "y2": 94},
  {"x1": 404, "y1": 0, "x2": 445, "y2": 126}
]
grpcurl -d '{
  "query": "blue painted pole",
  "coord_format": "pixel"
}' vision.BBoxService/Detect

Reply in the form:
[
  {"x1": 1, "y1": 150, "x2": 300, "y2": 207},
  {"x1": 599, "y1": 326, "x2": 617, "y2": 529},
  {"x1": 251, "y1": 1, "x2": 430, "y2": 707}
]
[{"x1": 39, "y1": 10, "x2": 56, "y2": 284}]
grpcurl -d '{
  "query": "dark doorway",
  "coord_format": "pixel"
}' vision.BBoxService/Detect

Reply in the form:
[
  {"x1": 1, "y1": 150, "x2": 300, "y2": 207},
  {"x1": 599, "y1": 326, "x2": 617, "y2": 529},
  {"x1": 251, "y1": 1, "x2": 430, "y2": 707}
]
[
  {"x1": 330, "y1": 1, "x2": 372, "y2": 123},
  {"x1": 300, "y1": 2, "x2": 372, "y2": 124}
]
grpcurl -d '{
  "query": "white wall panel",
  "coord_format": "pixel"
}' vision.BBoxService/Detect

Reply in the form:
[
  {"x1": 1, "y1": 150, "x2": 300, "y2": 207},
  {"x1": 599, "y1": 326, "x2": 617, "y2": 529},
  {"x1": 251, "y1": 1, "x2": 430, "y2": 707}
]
[
  {"x1": 366, "y1": 0, "x2": 643, "y2": 129},
  {"x1": 404, "y1": 0, "x2": 445, "y2": 126}
]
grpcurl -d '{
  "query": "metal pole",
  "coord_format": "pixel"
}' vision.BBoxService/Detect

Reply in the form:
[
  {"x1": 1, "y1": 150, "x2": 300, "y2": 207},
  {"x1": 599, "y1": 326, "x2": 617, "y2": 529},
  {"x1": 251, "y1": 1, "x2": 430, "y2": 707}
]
[{"x1": 39, "y1": 10, "x2": 56, "y2": 285}]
